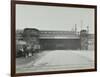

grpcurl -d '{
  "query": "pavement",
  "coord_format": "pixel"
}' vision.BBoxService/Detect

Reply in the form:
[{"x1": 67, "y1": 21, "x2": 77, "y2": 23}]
[
  {"x1": 16, "y1": 50, "x2": 94, "y2": 73},
  {"x1": 16, "y1": 51, "x2": 48, "y2": 68}
]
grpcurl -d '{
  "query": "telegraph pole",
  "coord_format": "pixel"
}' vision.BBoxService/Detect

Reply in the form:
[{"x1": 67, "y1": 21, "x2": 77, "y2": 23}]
[
  {"x1": 87, "y1": 26, "x2": 89, "y2": 33},
  {"x1": 75, "y1": 24, "x2": 77, "y2": 35},
  {"x1": 87, "y1": 26, "x2": 89, "y2": 50},
  {"x1": 81, "y1": 20, "x2": 83, "y2": 31}
]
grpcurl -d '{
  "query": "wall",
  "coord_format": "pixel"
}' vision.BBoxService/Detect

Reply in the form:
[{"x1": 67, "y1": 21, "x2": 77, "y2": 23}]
[
  {"x1": 40, "y1": 39, "x2": 80, "y2": 50},
  {"x1": 0, "y1": 0, "x2": 100, "y2": 77}
]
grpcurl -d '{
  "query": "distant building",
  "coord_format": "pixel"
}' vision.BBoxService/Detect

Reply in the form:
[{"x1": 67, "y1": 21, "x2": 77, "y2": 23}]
[{"x1": 16, "y1": 30, "x2": 23, "y2": 41}]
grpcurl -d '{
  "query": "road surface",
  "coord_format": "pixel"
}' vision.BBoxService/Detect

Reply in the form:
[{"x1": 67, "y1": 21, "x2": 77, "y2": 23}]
[{"x1": 16, "y1": 50, "x2": 94, "y2": 73}]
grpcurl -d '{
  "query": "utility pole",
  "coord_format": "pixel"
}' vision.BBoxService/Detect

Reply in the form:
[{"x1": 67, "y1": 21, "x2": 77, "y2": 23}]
[
  {"x1": 87, "y1": 26, "x2": 89, "y2": 33},
  {"x1": 87, "y1": 26, "x2": 89, "y2": 50},
  {"x1": 75, "y1": 24, "x2": 77, "y2": 34},
  {"x1": 81, "y1": 20, "x2": 83, "y2": 31}
]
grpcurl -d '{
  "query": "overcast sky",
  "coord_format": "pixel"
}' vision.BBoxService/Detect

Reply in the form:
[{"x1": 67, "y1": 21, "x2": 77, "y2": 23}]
[{"x1": 16, "y1": 4, "x2": 95, "y2": 33}]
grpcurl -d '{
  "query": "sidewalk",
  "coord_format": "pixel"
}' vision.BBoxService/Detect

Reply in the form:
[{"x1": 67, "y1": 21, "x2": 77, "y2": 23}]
[{"x1": 16, "y1": 51, "x2": 48, "y2": 68}]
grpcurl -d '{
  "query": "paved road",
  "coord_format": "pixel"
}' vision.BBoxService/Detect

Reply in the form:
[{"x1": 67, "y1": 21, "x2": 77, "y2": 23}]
[
  {"x1": 16, "y1": 50, "x2": 94, "y2": 73},
  {"x1": 34, "y1": 50, "x2": 93, "y2": 66}
]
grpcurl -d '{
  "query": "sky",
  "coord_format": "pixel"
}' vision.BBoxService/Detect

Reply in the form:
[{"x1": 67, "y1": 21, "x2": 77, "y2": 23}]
[{"x1": 16, "y1": 4, "x2": 95, "y2": 33}]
